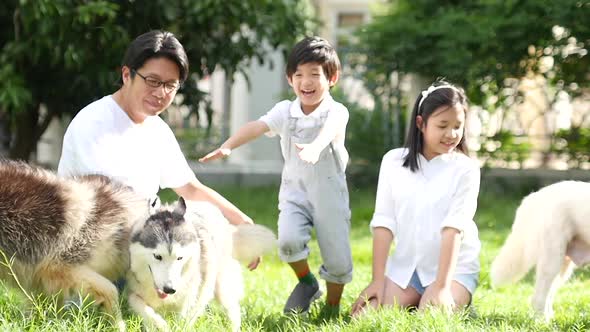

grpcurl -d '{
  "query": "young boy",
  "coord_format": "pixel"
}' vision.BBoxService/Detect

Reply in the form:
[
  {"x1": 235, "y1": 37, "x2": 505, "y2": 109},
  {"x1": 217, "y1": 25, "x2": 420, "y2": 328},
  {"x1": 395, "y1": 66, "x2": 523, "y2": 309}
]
[{"x1": 199, "y1": 36, "x2": 352, "y2": 317}]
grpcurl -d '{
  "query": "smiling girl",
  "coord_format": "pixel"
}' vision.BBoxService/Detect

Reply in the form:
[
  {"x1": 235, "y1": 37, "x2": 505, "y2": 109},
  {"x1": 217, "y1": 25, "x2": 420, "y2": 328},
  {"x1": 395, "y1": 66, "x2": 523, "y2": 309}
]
[{"x1": 352, "y1": 81, "x2": 481, "y2": 316}]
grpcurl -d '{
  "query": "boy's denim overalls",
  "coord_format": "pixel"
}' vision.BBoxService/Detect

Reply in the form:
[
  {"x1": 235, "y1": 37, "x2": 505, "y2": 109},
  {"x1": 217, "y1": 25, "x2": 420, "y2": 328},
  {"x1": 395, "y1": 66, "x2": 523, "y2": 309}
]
[{"x1": 277, "y1": 107, "x2": 352, "y2": 284}]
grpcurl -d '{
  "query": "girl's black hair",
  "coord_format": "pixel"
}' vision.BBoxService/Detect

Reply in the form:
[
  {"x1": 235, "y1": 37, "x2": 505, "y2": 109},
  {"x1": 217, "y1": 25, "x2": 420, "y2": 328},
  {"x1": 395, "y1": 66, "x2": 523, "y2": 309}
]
[{"x1": 402, "y1": 80, "x2": 469, "y2": 172}]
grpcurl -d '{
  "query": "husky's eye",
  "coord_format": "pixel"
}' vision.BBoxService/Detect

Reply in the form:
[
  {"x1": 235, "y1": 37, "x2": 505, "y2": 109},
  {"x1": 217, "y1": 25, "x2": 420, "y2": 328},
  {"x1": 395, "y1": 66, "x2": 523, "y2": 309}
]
[
  {"x1": 177, "y1": 257, "x2": 183, "y2": 261},
  {"x1": 153, "y1": 254, "x2": 162, "y2": 261}
]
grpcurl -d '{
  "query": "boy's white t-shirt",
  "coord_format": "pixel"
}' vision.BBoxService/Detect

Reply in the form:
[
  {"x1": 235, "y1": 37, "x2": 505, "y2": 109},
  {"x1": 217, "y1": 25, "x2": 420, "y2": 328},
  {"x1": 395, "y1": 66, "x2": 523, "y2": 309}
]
[
  {"x1": 370, "y1": 148, "x2": 481, "y2": 289},
  {"x1": 58, "y1": 95, "x2": 196, "y2": 200},
  {"x1": 259, "y1": 94, "x2": 349, "y2": 168}
]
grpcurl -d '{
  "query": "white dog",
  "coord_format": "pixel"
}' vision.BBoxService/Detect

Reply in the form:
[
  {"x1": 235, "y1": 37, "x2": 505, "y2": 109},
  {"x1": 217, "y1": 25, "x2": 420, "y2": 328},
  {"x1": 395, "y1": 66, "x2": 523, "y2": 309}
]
[
  {"x1": 127, "y1": 198, "x2": 276, "y2": 331},
  {"x1": 490, "y1": 181, "x2": 590, "y2": 319}
]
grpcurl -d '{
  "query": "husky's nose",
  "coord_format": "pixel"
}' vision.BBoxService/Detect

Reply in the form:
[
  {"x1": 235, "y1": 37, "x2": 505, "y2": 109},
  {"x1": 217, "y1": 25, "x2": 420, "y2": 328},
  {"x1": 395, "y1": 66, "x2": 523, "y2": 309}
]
[{"x1": 163, "y1": 286, "x2": 176, "y2": 295}]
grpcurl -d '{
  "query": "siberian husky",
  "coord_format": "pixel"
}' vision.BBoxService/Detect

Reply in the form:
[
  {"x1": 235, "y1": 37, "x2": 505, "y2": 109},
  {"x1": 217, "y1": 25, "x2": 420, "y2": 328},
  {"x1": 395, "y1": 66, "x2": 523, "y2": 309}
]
[{"x1": 127, "y1": 198, "x2": 277, "y2": 331}]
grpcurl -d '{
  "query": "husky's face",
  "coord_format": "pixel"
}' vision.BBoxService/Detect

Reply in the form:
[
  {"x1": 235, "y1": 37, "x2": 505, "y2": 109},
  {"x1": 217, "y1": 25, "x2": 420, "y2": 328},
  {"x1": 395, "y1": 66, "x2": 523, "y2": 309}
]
[{"x1": 130, "y1": 198, "x2": 200, "y2": 299}]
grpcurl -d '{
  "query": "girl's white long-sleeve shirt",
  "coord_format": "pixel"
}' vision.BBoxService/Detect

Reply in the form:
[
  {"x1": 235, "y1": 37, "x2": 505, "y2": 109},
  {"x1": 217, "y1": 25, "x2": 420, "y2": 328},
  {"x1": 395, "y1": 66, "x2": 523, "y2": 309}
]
[{"x1": 370, "y1": 148, "x2": 481, "y2": 289}]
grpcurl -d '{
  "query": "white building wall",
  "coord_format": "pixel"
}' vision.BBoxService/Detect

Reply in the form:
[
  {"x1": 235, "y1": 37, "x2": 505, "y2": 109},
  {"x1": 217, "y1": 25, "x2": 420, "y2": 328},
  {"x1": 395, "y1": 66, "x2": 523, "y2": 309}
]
[
  {"x1": 313, "y1": 0, "x2": 373, "y2": 47},
  {"x1": 36, "y1": 116, "x2": 66, "y2": 168},
  {"x1": 192, "y1": 46, "x2": 288, "y2": 185},
  {"x1": 34, "y1": 0, "x2": 377, "y2": 183},
  {"x1": 228, "y1": 49, "x2": 285, "y2": 170},
  {"x1": 190, "y1": 0, "x2": 377, "y2": 185}
]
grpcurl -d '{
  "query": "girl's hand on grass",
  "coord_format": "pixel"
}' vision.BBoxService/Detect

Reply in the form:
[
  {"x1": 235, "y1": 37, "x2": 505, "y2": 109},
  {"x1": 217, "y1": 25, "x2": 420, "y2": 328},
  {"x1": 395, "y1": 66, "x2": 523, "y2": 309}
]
[
  {"x1": 351, "y1": 281, "x2": 384, "y2": 317},
  {"x1": 419, "y1": 282, "x2": 455, "y2": 312},
  {"x1": 199, "y1": 147, "x2": 231, "y2": 162}
]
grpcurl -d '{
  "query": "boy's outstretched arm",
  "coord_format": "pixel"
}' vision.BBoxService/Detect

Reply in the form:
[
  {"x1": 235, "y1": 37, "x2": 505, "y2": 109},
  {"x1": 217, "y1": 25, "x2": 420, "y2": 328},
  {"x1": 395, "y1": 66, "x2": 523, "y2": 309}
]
[
  {"x1": 296, "y1": 108, "x2": 348, "y2": 164},
  {"x1": 199, "y1": 120, "x2": 270, "y2": 162}
]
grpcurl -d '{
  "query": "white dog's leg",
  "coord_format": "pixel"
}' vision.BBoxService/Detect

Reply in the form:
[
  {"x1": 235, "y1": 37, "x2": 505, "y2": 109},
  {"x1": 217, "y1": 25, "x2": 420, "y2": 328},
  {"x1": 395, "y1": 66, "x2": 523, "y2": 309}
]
[
  {"x1": 558, "y1": 256, "x2": 575, "y2": 285},
  {"x1": 181, "y1": 283, "x2": 211, "y2": 329},
  {"x1": 543, "y1": 258, "x2": 575, "y2": 321},
  {"x1": 215, "y1": 260, "x2": 243, "y2": 332},
  {"x1": 543, "y1": 257, "x2": 576, "y2": 318},
  {"x1": 532, "y1": 242, "x2": 568, "y2": 320},
  {"x1": 128, "y1": 292, "x2": 170, "y2": 332},
  {"x1": 217, "y1": 296, "x2": 241, "y2": 332},
  {"x1": 192, "y1": 226, "x2": 218, "y2": 317}
]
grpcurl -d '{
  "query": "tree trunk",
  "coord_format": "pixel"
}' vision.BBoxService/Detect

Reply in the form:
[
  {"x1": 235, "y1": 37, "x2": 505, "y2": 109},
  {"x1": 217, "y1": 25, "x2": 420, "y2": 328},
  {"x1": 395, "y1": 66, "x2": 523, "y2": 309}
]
[
  {"x1": 221, "y1": 71, "x2": 233, "y2": 144},
  {"x1": 9, "y1": 107, "x2": 39, "y2": 161},
  {"x1": 0, "y1": 111, "x2": 10, "y2": 157}
]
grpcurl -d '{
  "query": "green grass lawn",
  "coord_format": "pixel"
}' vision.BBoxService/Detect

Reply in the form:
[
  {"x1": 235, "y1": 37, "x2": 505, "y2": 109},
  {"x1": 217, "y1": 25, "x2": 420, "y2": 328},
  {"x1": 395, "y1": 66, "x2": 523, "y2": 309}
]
[{"x1": 1, "y1": 185, "x2": 589, "y2": 331}]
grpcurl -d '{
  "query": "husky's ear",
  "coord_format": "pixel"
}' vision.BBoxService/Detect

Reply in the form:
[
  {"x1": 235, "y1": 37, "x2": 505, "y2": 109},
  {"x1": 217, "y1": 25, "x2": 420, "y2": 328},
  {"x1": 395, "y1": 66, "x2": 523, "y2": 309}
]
[
  {"x1": 174, "y1": 197, "x2": 187, "y2": 215},
  {"x1": 149, "y1": 197, "x2": 161, "y2": 215}
]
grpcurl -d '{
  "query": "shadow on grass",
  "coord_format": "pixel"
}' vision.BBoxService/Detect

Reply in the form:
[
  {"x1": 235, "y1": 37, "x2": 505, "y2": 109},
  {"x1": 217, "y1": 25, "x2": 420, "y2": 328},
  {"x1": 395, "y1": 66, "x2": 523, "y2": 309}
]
[
  {"x1": 243, "y1": 302, "x2": 356, "y2": 331},
  {"x1": 474, "y1": 309, "x2": 590, "y2": 332}
]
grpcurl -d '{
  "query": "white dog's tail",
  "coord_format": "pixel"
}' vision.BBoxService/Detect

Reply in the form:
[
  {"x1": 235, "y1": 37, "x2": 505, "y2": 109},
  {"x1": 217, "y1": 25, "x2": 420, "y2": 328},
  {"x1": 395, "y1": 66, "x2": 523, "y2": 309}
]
[
  {"x1": 232, "y1": 224, "x2": 277, "y2": 263},
  {"x1": 490, "y1": 195, "x2": 538, "y2": 288}
]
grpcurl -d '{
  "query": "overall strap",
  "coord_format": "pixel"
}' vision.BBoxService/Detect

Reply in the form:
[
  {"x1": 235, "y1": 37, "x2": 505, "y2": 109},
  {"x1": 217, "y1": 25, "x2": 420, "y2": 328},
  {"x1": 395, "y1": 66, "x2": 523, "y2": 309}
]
[
  {"x1": 320, "y1": 109, "x2": 344, "y2": 174},
  {"x1": 329, "y1": 142, "x2": 344, "y2": 174},
  {"x1": 285, "y1": 116, "x2": 298, "y2": 162}
]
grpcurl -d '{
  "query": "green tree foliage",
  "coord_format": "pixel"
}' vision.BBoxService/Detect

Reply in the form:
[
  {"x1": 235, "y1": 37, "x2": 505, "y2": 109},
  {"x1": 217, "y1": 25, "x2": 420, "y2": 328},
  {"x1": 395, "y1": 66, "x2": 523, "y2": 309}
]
[
  {"x1": 551, "y1": 126, "x2": 590, "y2": 168},
  {"x1": 352, "y1": 0, "x2": 589, "y2": 168},
  {"x1": 0, "y1": 0, "x2": 313, "y2": 160},
  {"x1": 358, "y1": 0, "x2": 589, "y2": 102}
]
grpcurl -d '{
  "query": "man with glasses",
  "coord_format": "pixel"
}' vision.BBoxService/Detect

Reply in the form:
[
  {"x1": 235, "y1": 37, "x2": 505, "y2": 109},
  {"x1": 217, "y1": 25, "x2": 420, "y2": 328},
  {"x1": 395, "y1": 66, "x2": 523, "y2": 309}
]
[{"x1": 58, "y1": 30, "x2": 260, "y2": 269}]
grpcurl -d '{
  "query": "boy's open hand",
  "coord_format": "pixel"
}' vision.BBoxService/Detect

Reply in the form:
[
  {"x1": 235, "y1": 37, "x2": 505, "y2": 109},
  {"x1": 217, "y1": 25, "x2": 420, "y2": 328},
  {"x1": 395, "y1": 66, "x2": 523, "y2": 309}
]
[
  {"x1": 295, "y1": 143, "x2": 321, "y2": 164},
  {"x1": 199, "y1": 148, "x2": 231, "y2": 163}
]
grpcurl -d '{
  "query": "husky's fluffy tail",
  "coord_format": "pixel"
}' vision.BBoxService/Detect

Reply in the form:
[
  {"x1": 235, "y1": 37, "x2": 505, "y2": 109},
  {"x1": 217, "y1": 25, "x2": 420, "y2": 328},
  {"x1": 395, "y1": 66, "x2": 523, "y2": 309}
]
[
  {"x1": 232, "y1": 224, "x2": 277, "y2": 263},
  {"x1": 490, "y1": 194, "x2": 538, "y2": 287}
]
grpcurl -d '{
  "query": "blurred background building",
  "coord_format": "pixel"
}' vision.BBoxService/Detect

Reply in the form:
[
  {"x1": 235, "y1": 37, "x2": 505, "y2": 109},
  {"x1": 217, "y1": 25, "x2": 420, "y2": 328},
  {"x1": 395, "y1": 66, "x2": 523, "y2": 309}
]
[
  {"x1": 31, "y1": 0, "x2": 589, "y2": 187},
  {"x1": 187, "y1": 0, "x2": 376, "y2": 185}
]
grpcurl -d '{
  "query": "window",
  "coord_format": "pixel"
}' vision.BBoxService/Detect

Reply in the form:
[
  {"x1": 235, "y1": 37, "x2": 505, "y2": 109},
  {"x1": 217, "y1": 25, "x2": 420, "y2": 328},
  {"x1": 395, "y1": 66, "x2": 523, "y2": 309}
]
[{"x1": 338, "y1": 13, "x2": 365, "y2": 28}]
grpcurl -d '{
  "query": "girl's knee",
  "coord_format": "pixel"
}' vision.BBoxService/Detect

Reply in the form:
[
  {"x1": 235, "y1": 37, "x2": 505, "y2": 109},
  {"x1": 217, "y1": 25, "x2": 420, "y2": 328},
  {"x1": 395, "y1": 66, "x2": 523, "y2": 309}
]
[
  {"x1": 383, "y1": 279, "x2": 420, "y2": 308},
  {"x1": 451, "y1": 281, "x2": 473, "y2": 308}
]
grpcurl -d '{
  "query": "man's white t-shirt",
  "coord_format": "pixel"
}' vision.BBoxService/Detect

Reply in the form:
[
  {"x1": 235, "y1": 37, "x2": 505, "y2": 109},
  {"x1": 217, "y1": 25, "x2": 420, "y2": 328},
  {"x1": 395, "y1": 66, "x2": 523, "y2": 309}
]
[{"x1": 58, "y1": 95, "x2": 196, "y2": 200}]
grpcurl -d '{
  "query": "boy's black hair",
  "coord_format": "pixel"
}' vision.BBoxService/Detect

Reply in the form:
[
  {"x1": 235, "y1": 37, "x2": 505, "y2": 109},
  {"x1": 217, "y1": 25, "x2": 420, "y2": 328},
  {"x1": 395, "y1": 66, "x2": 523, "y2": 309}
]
[
  {"x1": 122, "y1": 30, "x2": 189, "y2": 83},
  {"x1": 286, "y1": 36, "x2": 340, "y2": 80},
  {"x1": 402, "y1": 80, "x2": 469, "y2": 172}
]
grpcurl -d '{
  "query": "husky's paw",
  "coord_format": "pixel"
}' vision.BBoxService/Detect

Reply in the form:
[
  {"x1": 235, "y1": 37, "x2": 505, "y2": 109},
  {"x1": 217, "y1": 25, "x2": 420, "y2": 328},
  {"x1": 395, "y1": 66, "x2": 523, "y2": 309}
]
[
  {"x1": 115, "y1": 319, "x2": 126, "y2": 332},
  {"x1": 154, "y1": 318, "x2": 170, "y2": 332},
  {"x1": 530, "y1": 306, "x2": 554, "y2": 323},
  {"x1": 230, "y1": 323, "x2": 241, "y2": 332},
  {"x1": 144, "y1": 318, "x2": 170, "y2": 332},
  {"x1": 542, "y1": 309, "x2": 554, "y2": 322},
  {"x1": 531, "y1": 297, "x2": 554, "y2": 322}
]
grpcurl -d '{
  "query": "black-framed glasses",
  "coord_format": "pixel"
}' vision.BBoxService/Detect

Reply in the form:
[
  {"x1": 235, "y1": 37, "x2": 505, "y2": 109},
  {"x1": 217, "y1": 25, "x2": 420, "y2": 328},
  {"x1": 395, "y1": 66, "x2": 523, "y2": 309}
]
[{"x1": 132, "y1": 69, "x2": 181, "y2": 94}]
